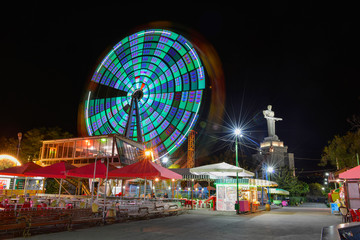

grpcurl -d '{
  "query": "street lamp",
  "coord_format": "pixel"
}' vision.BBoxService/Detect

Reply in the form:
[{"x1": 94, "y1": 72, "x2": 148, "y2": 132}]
[
  {"x1": 234, "y1": 128, "x2": 242, "y2": 214},
  {"x1": 162, "y1": 157, "x2": 169, "y2": 164},
  {"x1": 266, "y1": 166, "x2": 275, "y2": 206},
  {"x1": 145, "y1": 150, "x2": 155, "y2": 162},
  {"x1": 267, "y1": 166, "x2": 274, "y2": 174},
  {"x1": 16, "y1": 132, "x2": 22, "y2": 159}
]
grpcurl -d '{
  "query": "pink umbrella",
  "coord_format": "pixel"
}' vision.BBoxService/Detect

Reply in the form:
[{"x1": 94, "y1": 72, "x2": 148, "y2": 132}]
[
  {"x1": 339, "y1": 165, "x2": 360, "y2": 179},
  {"x1": 67, "y1": 160, "x2": 117, "y2": 203},
  {"x1": 0, "y1": 162, "x2": 42, "y2": 177},
  {"x1": 25, "y1": 161, "x2": 76, "y2": 179},
  {"x1": 66, "y1": 160, "x2": 117, "y2": 179},
  {"x1": 25, "y1": 161, "x2": 77, "y2": 199},
  {"x1": 108, "y1": 159, "x2": 182, "y2": 180},
  {"x1": 108, "y1": 159, "x2": 182, "y2": 200}
]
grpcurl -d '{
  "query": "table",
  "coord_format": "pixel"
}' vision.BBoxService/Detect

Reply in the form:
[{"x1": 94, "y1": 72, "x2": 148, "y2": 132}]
[
  {"x1": 10, "y1": 198, "x2": 19, "y2": 203},
  {"x1": 68, "y1": 199, "x2": 85, "y2": 208}
]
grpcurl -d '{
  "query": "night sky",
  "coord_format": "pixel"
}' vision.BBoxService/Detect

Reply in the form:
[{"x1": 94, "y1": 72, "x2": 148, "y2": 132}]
[{"x1": 1, "y1": 3, "x2": 359, "y2": 173}]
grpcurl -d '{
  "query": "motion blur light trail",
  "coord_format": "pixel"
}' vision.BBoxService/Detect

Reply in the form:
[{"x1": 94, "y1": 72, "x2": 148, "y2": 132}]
[{"x1": 78, "y1": 21, "x2": 226, "y2": 162}]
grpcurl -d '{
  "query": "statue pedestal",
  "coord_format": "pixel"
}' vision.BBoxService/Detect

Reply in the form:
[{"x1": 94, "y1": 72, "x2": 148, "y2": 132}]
[
  {"x1": 260, "y1": 139, "x2": 284, "y2": 149},
  {"x1": 253, "y1": 137, "x2": 295, "y2": 171},
  {"x1": 264, "y1": 135, "x2": 279, "y2": 141}
]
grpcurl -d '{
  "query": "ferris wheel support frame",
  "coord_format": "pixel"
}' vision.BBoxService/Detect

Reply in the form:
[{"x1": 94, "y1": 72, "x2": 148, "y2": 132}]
[{"x1": 124, "y1": 91, "x2": 143, "y2": 143}]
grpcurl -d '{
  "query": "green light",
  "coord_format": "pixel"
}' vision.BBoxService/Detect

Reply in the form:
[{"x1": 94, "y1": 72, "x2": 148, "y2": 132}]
[
  {"x1": 101, "y1": 138, "x2": 107, "y2": 142},
  {"x1": 85, "y1": 28, "x2": 205, "y2": 159}
]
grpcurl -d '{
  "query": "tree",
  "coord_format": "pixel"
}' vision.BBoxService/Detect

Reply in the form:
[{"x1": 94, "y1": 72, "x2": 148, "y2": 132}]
[
  {"x1": 0, "y1": 127, "x2": 73, "y2": 163},
  {"x1": 320, "y1": 130, "x2": 360, "y2": 169},
  {"x1": 0, "y1": 136, "x2": 18, "y2": 156},
  {"x1": 273, "y1": 167, "x2": 309, "y2": 196},
  {"x1": 0, "y1": 158, "x2": 17, "y2": 170},
  {"x1": 308, "y1": 183, "x2": 325, "y2": 196},
  {"x1": 347, "y1": 115, "x2": 360, "y2": 130}
]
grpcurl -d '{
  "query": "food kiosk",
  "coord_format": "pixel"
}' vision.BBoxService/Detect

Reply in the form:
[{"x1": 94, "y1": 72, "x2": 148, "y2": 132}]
[{"x1": 215, "y1": 178, "x2": 277, "y2": 212}]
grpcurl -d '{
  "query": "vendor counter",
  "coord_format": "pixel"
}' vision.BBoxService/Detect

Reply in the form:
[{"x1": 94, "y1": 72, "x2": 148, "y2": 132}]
[{"x1": 238, "y1": 200, "x2": 250, "y2": 212}]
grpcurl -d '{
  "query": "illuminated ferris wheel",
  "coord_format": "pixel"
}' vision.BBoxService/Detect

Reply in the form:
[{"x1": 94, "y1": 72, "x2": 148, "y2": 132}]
[{"x1": 84, "y1": 29, "x2": 206, "y2": 160}]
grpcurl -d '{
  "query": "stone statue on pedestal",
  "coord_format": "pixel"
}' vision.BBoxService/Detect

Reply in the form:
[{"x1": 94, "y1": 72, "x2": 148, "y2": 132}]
[{"x1": 263, "y1": 105, "x2": 282, "y2": 140}]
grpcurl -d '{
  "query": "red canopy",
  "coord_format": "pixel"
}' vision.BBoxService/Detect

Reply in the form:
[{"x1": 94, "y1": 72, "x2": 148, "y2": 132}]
[
  {"x1": 66, "y1": 160, "x2": 117, "y2": 178},
  {"x1": 25, "y1": 161, "x2": 77, "y2": 179},
  {"x1": 339, "y1": 165, "x2": 360, "y2": 179},
  {"x1": 0, "y1": 162, "x2": 42, "y2": 177},
  {"x1": 108, "y1": 159, "x2": 182, "y2": 180}
]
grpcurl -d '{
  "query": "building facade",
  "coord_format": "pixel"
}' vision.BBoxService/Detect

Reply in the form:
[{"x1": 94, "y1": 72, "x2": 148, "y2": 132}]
[{"x1": 37, "y1": 134, "x2": 144, "y2": 167}]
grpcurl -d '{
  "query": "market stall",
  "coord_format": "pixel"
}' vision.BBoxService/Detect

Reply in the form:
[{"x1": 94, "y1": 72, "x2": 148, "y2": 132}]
[
  {"x1": 0, "y1": 162, "x2": 45, "y2": 196},
  {"x1": 339, "y1": 165, "x2": 360, "y2": 209},
  {"x1": 215, "y1": 178, "x2": 277, "y2": 212},
  {"x1": 269, "y1": 188, "x2": 289, "y2": 206}
]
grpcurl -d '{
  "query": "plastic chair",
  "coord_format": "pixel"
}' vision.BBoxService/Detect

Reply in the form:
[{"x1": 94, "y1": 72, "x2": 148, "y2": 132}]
[
  {"x1": 355, "y1": 209, "x2": 360, "y2": 221},
  {"x1": 349, "y1": 209, "x2": 359, "y2": 222},
  {"x1": 22, "y1": 202, "x2": 31, "y2": 209},
  {"x1": 5, "y1": 204, "x2": 15, "y2": 209},
  {"x1": 339, "y1": 207, "x2": 351, "y2": 223}
]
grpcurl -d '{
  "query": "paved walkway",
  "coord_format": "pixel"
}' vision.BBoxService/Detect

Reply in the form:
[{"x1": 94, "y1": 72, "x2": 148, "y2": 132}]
[{"x1": 16, "y1": 203, "x2": 341, "y2": 240}]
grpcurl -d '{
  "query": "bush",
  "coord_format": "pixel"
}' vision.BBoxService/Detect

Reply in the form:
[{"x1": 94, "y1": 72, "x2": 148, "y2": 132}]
[
  {"x1": 289, "y1": 196, "x2": 306, "y2": 206},
  {"x1": 174, "y1": 193, "x2": 182, "y2": 199}
]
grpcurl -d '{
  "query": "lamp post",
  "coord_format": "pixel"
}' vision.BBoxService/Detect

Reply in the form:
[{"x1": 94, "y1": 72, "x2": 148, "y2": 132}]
[
  {"x1": 191, "y1": 179, "x2": 194, "y2": 210},
  {"x1": 16, "y1": 132, "x2": 22, "y2": 159},
  {"x1": 266, "y1": 166, "x2": 274, "y2": 206},
  {"x1": 234, "y1": 128, "x2": 242, "y2": 214}
]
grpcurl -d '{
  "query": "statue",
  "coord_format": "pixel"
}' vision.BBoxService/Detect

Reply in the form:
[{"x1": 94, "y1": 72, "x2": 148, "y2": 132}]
[{"x1": 263, "y1": 105, "x2": 282, "y2": 139}]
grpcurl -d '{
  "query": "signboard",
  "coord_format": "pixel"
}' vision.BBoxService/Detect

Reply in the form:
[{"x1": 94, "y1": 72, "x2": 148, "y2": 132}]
[
  {"x1": 216, "y1": 185, "x2": 237, "y2": 211},
  {"x1": 0, "y1": 178, "x2": 11, "y2": 189}
]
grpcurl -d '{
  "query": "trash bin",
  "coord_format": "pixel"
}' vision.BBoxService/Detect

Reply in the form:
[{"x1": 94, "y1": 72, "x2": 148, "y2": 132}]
[{"x1": 265, "y1": 203, "x2": 271, "y2": 211}]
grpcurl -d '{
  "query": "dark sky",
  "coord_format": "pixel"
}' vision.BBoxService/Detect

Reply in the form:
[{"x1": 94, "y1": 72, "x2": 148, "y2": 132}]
[{"x1": 1, "y1": 3, "x2": 359, "y2": 172}]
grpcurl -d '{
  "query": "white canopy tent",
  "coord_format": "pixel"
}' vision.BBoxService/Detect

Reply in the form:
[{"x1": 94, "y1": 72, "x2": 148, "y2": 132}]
[{"x1": 190, "y1": 162, "x2": 255, "y2": 178}]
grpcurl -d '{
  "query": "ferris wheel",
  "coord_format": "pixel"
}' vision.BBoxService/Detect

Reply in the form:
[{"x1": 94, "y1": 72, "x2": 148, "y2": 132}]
[{"x1": 84, "y1": 29, "x2": 206, "y2": 160}]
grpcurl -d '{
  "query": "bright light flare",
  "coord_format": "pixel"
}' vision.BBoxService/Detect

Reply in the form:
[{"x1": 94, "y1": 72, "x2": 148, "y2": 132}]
[
  {"x1": 234, "y1": 128, "x2": 242, "y2": 136},
  {"x1": 267, "y1": 166, "x2": 275, "y2": 173},
  {"x1": 145, "y1": 150, "x2": 153, "y2": 157},
  {"x1": 162, "y1": 157, "x2": 169, "y2": 163}
]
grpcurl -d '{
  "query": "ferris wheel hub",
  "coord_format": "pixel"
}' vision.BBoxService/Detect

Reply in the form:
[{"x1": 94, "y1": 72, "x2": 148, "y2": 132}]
[{"x1": 132, "y1": 89, "x2": 144, "y2": 100}]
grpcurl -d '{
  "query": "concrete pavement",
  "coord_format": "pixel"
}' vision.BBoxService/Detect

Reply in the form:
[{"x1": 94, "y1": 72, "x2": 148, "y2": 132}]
[{"x1": 14, "y1": 203, "x2": 341, "y2": 240}]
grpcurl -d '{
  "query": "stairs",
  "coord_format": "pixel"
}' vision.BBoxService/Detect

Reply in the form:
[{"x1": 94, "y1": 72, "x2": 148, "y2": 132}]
[{"x1": 65, "y1": 178, "x2": 91, "y2": 195}]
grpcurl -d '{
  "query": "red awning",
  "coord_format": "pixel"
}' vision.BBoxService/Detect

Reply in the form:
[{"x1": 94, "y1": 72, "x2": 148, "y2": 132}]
[
  {"x1": 339, "y1": 165, "x2": 360, "y2": 179},
  {"x1": 25, "y1": 161, "x2": 77, "y2": 179},
  {"x1": 66, "y1": 160, "x2": 117, "y2": 179},
  {"x1": 108, "y1": 159, "x2": 182, "y2": 180},
  {"x1": 0, "y1": 162, "x2": 42, "y2": 177}
]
